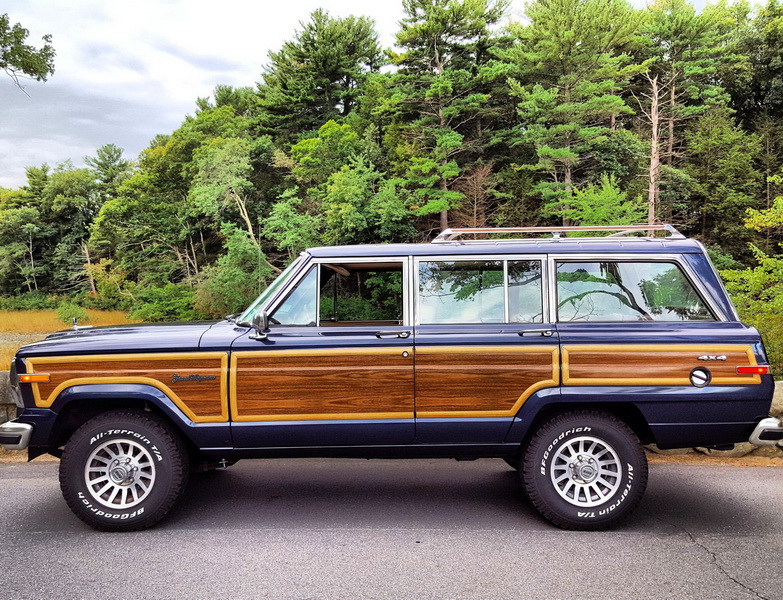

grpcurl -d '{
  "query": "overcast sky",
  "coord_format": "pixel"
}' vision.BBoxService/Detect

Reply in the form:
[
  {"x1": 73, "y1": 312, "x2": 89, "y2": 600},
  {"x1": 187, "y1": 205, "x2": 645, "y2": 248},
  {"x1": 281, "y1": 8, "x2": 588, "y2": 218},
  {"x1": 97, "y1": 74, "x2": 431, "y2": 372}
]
[{"x1": 1, "y1": 0, "x2": 700, "y2": 190}]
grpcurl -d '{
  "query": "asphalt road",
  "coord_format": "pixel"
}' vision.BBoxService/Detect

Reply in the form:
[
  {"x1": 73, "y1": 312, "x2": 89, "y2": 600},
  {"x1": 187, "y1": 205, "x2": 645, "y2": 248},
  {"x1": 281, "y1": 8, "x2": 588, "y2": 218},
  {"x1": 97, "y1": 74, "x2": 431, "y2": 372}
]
[{"x1": 1, "y1": 458, "x2": 781, "y2": 600}]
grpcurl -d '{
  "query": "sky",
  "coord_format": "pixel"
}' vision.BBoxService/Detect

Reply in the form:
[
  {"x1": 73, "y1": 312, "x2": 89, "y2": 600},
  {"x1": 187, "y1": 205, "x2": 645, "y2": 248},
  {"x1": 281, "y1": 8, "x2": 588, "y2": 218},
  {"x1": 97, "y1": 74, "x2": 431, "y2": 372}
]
[{"x1": 0, "y1": 0, "x2": 703, "y2": 190}]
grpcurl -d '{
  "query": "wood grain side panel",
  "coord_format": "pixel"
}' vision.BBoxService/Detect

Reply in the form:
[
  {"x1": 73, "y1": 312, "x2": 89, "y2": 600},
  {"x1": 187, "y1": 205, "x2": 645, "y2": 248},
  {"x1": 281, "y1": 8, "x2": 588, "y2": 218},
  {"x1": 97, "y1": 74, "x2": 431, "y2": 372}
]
[
  {"x1": 27, "y1": 353, "x2": 228, "y2": 421},
  {"x1": 232, "y1": 350, "x2": 414, "y2": 421},
  {"x1": 415, "y1": 346, "x2": 559, "y2": 417},
  {"x1": 563, "y1": 344, "x2": 760, "y2": 385}
]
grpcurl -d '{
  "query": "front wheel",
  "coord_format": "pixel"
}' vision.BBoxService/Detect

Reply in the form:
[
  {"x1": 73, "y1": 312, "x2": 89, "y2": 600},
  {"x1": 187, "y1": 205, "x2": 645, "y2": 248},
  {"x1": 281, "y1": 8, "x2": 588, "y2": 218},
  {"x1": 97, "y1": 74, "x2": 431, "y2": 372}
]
[
  {"x1": 59, "y1": 410, "x2": 189, "y2": 531},
  {"x1": 521, "y1": 411, "x2": 648, "y2": 530}
]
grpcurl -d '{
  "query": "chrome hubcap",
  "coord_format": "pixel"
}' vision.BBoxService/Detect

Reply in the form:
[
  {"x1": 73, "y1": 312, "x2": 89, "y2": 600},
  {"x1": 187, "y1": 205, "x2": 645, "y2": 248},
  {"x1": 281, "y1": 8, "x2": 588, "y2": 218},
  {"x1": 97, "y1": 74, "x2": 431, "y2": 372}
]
[
  {"x1": 84, "y1": 440, "x2": 156, "y2": 509},
  {"x1": 550, "y1": 436, "x2": 621, "y2": 507}
]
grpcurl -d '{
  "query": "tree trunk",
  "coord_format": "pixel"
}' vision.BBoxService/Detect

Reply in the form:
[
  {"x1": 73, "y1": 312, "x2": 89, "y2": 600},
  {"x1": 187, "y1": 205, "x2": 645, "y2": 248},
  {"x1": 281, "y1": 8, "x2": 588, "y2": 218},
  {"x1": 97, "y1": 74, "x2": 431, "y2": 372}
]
[
  {"x1": 666, "y1": 73, "x2": 676, "y2": 168},
  {"x1": 82, "y1": 243, "x2": 97, "y2": 295},
  {"x1": 647, "y1": 76, "x2": 661, "y2": 226}
]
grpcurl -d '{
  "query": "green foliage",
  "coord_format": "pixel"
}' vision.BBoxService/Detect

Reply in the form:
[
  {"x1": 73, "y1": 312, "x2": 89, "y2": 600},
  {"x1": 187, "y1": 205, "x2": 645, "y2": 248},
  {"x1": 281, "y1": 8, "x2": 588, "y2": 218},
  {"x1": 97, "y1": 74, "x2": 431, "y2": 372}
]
[
  {"x1": 563, "y1": 175, "x2": 645, "y2": 227},
  {"x1": 56, "y1": 302, "x2": 88, "y2": 325},
  {"x1": 507, "y1": 0, "x2": 645, "y2": 219},
  {"x1": 721, "y1": 248, "x2": 783, "y2": 375},
  {"x1": 194, "y1": 226, "x2": 273, "y2": 318},
  {"x1": 0, "y1": 13, "x2": 55, "y2": 87},
  {"x1": 0, "y1": 292, "x2": 60, "y2": 310},
  {"x1": 128, "y1": 283, "x2": 198, "y2": 322},
  {"x1": 257, "y1": 9, "x2": 383, "y2": 137}
]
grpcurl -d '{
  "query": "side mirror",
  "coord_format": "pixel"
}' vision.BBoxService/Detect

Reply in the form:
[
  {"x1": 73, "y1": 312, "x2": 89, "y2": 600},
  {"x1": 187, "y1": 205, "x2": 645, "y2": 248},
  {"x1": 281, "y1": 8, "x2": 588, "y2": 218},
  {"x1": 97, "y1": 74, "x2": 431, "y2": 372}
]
[{"x1": 249, "y1": 311, "x2": 269, "y2": 341}]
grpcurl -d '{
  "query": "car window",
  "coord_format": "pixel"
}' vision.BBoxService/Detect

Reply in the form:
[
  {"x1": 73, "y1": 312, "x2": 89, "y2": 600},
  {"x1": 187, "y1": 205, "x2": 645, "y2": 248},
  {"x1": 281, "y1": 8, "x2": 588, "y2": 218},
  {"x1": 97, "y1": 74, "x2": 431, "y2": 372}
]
[
  {"x1": 556, "y1": 261, "x2": 715, "y2": 322},
  {"x1": 319, "y1": 264, "x2": 403, "y2": 324},
  {"x1": 269, "y1": 267, "x2": 318, "y2": 326},
  {"x1": 508, "y1": 260, "x2": 544, "y2": 323},
  {"x1": 418, "y1": 259, "x2": 543, "y2": 324}
]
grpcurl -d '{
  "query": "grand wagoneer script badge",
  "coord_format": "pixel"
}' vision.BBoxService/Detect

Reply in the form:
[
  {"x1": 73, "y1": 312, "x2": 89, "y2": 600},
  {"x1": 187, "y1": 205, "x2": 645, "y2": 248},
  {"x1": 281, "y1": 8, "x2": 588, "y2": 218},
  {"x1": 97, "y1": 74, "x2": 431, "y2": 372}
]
[{"x1": 171, "y1": 374, "x2": 217, "y2": 383}]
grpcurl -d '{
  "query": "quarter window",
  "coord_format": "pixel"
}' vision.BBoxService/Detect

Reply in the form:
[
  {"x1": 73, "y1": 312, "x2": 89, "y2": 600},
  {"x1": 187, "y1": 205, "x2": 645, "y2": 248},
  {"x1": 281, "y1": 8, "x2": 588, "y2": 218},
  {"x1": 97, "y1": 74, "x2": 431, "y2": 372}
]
[
  {"x1": 269, "y1": 267, "x2": 318, "y2": 326},
  {"x1": 556, "y1": 261, "x2": 714, "y2": 322}
]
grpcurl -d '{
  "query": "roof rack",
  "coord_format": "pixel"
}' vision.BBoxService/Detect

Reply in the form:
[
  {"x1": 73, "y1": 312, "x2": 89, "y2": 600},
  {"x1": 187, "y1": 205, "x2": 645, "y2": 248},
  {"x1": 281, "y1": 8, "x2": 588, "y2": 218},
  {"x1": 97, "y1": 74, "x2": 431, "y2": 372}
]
[{"x1": 432, "y1": 224, "x2": 685, "y2": 243}]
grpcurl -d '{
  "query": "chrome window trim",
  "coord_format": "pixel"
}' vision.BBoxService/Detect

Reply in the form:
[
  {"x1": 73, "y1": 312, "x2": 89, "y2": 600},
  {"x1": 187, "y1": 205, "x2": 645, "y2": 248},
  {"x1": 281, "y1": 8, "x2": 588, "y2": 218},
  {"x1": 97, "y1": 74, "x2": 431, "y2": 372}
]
[
  {"x1": 548, "y1": 253, "x2": 727, "y2": 323},
  {"x1": 266, "y1": 256, "x2": 412, "y2": 327},
  {"x1": 412, "y1": 254, "x2": 548, "y2": 326}
]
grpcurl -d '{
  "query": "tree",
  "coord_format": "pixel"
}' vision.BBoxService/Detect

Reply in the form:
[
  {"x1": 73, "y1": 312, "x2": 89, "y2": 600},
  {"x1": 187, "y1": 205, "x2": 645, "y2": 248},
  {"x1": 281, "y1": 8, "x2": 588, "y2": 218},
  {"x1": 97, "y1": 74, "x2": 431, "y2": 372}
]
[
  {"x1": 85, "y1": 144, "x2": 133, "y2": 203},
  {"x1": 257, "y1": 9, "x2": 383, "y2": 138},
  {"x1": 390, "y1": 0, "x2": 509, "y2": 231},
  {"x1": 684, "y1": 109, "x2": 760, "y2": 257},
  {"x1": 508, "y1": 0, "x2": 645, "y2": 224},
  {"x1": 0, "y1": 13, "x2": 54, "y2": 90}
]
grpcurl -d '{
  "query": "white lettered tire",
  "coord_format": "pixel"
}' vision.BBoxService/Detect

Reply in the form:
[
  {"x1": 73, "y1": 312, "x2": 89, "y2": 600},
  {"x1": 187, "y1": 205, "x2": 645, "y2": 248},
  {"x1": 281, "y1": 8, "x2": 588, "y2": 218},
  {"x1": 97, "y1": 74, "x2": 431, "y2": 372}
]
[
  {"x1": 59, "y1": 410, "x2": 189, "y2": 531},
  {"x1": 522, "y1": 411, "x2": 648, "y2": 530}
]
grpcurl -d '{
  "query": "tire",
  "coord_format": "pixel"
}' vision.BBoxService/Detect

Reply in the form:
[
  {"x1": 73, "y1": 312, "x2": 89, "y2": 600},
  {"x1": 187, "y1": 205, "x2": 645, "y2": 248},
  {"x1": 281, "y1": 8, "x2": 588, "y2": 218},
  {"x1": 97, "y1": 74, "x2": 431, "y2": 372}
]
[
  {"x1": 59, "y1": 410, "x2": 189, "y2": 532},
  {"x1": 521, "y1": 410, "x2": 648, "y2": 531}
]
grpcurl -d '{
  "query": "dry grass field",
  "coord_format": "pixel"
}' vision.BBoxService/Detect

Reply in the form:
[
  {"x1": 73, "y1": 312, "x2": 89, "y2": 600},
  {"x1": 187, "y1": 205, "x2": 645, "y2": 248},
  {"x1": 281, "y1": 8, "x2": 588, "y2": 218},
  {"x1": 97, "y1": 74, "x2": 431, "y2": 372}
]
[{"x1": 0, "y1": 310, "x2": 136, "y2": 367}]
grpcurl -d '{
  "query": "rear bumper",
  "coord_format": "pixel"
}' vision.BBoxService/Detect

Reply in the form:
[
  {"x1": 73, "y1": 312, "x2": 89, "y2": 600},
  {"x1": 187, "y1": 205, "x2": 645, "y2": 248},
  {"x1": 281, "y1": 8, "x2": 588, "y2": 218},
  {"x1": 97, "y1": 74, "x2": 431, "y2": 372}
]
[
  {"x1": 0, "y1": 421, "x2": 33, "y2": 451},
  {"x1": 749, "y1": 417, "x2": 783, "y2": 446}
]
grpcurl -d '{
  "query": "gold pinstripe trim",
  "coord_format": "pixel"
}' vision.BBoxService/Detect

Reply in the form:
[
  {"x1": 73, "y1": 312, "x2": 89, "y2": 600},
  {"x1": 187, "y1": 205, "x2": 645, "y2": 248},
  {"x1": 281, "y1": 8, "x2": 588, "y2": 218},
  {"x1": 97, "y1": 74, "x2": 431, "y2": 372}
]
[
  {"x1": 25, "y1": 352, "x2": 229, "y2": 423},
  {"x1": 562, "y1": 344, "x2": 761, "y2": 386}
]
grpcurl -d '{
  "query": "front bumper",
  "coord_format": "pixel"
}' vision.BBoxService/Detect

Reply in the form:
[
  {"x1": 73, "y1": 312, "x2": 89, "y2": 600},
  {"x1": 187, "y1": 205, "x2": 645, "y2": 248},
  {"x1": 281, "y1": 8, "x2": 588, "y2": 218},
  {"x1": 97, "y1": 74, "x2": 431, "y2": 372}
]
[
  {"x1": 749, "y1": 417, "x2": 783, "y2": 447},
  {"x1": 0, "y1": 421, "x2": 33, "y2": 450}
]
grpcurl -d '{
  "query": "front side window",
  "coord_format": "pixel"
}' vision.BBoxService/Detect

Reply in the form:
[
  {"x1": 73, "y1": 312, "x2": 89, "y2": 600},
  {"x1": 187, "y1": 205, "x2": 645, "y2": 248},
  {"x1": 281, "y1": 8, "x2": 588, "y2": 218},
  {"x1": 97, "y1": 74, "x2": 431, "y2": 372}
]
[
  {"x1": 319, "y1": 264, "x2": 403, "y2": 324},
  {"x1": 418, "y1": 259, "x2": 543, "y2": 324},
  {"x1": 556, "y1": 261, "x2": 715, "y2": 322}
]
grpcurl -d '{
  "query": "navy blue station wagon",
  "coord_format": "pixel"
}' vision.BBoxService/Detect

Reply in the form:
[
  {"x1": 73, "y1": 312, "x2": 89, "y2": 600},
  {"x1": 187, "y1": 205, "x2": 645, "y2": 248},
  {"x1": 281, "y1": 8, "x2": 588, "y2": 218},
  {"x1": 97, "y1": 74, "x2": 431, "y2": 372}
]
[{"x1": 2, "y1": 224, "x2": 782, "y2": 531}]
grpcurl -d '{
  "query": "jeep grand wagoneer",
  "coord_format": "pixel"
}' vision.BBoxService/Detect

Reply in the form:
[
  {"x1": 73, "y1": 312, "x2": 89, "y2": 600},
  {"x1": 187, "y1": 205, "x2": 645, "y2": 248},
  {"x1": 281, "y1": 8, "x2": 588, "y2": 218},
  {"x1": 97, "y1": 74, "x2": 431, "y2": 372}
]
[{"x1": 2, "y1": 224, "x2": 782, "y2": 531}]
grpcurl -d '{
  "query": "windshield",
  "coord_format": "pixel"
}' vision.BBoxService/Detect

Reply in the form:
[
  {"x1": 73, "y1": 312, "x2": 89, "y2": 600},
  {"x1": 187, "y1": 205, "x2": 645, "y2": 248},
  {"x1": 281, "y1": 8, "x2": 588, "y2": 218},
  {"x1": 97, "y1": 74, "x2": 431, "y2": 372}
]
[{"x1": 238, "y1": 255, "x2": 305, "y2": 323}]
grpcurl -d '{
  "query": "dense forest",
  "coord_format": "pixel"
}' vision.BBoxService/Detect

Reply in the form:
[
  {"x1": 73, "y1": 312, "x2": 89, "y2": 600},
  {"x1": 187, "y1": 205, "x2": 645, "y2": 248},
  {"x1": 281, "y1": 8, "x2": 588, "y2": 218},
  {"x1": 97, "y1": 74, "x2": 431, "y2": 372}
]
[{"x1": 1, "y1": 0, "x2": 783, "y2": 346}]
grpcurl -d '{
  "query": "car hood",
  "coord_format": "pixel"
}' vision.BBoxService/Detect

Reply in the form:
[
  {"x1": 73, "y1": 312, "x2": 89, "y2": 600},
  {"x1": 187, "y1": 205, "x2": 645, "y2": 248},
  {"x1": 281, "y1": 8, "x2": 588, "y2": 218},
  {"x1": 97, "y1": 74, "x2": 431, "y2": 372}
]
[{"x1": 16, "y1": 321, "x2": 219, "y2": 358}]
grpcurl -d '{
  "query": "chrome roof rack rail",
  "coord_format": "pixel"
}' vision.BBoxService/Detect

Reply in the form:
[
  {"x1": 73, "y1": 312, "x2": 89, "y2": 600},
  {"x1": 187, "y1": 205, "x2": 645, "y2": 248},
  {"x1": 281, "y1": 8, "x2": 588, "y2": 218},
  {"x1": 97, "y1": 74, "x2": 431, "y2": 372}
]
[{"x1": 432, "y1": 224, "x2": 685, "y2": 243}]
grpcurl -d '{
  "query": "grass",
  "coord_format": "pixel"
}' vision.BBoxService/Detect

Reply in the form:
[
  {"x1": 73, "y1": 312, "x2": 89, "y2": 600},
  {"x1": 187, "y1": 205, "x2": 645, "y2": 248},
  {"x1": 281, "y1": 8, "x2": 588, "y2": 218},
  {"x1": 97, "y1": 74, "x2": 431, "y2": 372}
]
[
  {"x1": 0, "y1": 309, "x2": 134, "y2": 333},
  {"x1": 0, "y1": 310, "x2": 138, "y2": 368}
]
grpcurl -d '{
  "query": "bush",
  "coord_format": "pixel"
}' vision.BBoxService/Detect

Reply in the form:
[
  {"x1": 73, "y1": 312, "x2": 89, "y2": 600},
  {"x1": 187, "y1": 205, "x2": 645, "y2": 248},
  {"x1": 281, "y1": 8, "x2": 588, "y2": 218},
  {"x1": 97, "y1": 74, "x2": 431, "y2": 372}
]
[
  {"x1": 721, "y1": 249, "x2": 783, "y2": 377},
  {"x1": 56, "y1": 302, "x2": 89, "y2": 325},
  {"x1": 0, "y1": 292, "x2": 62, "y2": 310},
  {"x1": 128, "y1": 283, "x2": 198, "y2": 322}
]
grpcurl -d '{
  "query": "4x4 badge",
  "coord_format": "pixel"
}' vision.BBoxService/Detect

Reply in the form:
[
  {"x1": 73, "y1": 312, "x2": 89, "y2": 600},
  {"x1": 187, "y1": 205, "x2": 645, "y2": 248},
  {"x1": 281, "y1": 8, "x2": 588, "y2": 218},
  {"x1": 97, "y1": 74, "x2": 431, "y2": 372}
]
[{"x1": 697, "y1": 355, "x2": 727, "y2": 361}]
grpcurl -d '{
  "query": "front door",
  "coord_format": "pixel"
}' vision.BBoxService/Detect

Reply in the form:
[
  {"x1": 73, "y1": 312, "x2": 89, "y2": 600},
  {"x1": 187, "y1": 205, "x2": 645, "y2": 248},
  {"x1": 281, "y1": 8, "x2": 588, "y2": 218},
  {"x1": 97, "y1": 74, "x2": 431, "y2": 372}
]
[
  {"x1": 230, "y1": 259, "x2": 415, "y2": 448},
  {"x1": 413, "y1": 256, "x2": 560, "y2": 443}
]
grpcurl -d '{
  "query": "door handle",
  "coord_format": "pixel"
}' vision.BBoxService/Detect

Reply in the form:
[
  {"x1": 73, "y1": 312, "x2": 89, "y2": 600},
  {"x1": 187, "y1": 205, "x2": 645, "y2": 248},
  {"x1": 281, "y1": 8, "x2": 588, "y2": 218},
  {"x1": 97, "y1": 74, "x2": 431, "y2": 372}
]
[
  {"x1": 376, "y1": 331, "x2": 411, "y2": 339},
  {"x1": 518, "y1": 329, "x2": 553, "y2": 337}
]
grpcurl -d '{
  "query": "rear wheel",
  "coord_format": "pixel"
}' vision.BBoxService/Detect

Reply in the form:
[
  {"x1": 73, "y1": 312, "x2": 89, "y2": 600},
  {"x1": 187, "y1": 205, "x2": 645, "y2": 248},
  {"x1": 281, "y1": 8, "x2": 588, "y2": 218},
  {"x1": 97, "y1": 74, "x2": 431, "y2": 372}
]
[
  {"x1": 521, "y1": 411, "x2": 648, "y2": 530},
  {"x1": 59, "y1": 410, "x2": 189, "y2": 531}
]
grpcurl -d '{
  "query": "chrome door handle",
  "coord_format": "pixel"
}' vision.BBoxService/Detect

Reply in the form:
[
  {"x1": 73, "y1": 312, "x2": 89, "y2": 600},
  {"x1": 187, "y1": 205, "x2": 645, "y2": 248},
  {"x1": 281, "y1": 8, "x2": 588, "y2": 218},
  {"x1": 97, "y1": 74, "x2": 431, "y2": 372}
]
[
  {"x1": 518, "y1": 329, "x2": 553, "y2": 337},
  {"x1": 376, "y1": 331, "x2": 411, "y2": 339}
]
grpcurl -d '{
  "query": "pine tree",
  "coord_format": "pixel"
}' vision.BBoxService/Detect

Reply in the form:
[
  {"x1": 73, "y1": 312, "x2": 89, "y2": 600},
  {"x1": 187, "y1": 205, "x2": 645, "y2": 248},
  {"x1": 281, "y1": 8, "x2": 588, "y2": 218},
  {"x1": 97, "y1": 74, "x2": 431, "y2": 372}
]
[{"x1": 507, "y1": 0, "x2": 645, "y2": 224}]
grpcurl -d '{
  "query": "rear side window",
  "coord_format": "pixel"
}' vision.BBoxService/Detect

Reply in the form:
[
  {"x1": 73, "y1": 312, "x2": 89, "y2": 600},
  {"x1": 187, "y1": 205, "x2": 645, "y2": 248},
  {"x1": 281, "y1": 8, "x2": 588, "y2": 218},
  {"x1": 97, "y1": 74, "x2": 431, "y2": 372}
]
[
  {"x1": 556, "y1": 261, "x2": 715, "y2": 322},
  {"x1": 418, "y1": 259, "x2": 543, "y2": 324}
]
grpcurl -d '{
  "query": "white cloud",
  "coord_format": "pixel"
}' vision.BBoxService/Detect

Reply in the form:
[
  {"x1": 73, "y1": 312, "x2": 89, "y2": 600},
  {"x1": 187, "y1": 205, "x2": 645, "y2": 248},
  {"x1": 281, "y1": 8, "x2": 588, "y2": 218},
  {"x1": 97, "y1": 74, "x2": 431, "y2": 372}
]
[{"x1": 0, "y1": 0, "x2": 406, "y2": 188}]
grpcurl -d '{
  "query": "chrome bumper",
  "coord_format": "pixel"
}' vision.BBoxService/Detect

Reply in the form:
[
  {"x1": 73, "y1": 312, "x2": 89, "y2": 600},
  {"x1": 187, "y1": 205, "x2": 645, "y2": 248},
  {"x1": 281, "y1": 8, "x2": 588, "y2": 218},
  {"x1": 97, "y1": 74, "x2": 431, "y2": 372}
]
[
  {"x1": 0, "y1": 420, "x2": 33, "y2": 451},
  {"x1": 749, "y1": 417, "x2": 783, "y2": 447}
]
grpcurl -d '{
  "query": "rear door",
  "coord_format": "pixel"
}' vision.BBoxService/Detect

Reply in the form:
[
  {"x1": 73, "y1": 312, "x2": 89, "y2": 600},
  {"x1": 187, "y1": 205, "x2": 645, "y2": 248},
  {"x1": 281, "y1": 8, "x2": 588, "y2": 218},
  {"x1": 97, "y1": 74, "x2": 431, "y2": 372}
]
[{"x1": 413, "y1": 255, "x2": 560, "y2": 443}]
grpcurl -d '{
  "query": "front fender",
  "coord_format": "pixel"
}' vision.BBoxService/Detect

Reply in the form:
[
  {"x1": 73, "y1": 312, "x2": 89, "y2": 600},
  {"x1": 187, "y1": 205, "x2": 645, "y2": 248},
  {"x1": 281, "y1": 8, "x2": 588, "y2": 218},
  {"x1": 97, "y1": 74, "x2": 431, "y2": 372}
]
[{"x1": 23, "y1": 382, "x2": 231, "y2": 451}]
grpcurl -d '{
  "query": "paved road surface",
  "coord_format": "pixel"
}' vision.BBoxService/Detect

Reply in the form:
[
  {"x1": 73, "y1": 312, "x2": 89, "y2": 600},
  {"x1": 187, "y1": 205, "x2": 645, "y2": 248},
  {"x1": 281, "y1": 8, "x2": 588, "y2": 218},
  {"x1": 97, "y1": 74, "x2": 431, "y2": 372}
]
[{"x1": 1, "y1": 458, "x2": 781, "y2": 600}]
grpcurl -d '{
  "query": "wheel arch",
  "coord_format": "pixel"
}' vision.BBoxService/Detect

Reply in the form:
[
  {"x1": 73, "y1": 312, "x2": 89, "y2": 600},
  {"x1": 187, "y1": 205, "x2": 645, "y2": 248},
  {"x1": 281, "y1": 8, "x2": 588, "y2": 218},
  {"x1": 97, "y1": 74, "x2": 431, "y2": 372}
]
[
  {"x1": 507, "y1": 397, "x2": 655, "y2": 451},
  {"x1": 43, "y1": 384, "x2": 202, "y2": 456}
]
